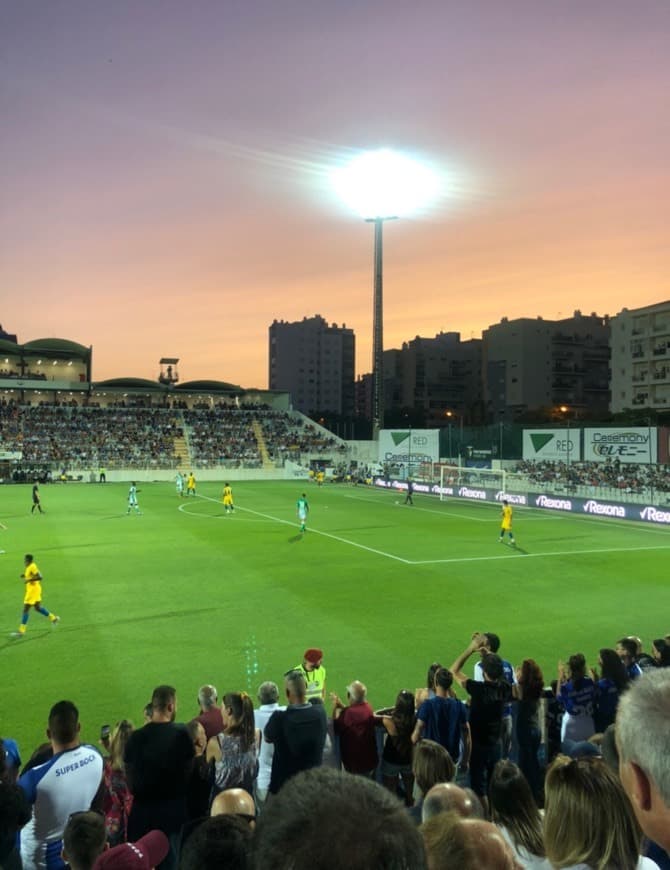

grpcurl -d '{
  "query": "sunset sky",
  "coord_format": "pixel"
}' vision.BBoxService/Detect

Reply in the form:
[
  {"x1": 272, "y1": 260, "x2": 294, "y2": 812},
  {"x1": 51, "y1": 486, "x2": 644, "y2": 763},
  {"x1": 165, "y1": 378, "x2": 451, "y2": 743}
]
[{"x1": 2, "y1": 0, "x2": 668, "y2": 389}]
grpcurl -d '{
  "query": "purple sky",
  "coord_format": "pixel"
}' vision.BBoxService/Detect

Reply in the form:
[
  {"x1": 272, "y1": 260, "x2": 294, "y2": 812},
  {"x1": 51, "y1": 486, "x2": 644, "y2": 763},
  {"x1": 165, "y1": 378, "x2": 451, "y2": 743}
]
[{"x1": 2, "y1": 0, "x2": 668, "y2": 388}]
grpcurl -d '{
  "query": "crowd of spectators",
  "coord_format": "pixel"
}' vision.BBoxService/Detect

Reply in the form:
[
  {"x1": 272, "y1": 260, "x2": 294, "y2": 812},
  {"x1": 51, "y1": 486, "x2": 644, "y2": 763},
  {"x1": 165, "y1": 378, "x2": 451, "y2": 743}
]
[
  {"x1": 2, "y1": 632, "x2": 669, "y2": 869},
  {"x1": 0, "y1": 402, "x2": 345, "y2": 473},
  {"x1": 514, "y1": 459, "x2": 670, "y2": 495}
]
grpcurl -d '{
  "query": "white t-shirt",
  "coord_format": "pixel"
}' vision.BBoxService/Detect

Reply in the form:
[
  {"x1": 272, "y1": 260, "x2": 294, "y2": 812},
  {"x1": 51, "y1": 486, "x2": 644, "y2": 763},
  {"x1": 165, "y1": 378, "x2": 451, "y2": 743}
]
[{"x1": 254, "y1": 703, "x2": 286, "y2": 790}]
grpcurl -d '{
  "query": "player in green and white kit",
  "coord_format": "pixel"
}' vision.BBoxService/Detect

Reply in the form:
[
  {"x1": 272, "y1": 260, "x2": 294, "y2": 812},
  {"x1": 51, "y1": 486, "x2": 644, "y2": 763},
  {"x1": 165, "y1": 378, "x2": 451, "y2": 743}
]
[{"x1": 297, "y1": 493, "x2": 309, "y2": 534}]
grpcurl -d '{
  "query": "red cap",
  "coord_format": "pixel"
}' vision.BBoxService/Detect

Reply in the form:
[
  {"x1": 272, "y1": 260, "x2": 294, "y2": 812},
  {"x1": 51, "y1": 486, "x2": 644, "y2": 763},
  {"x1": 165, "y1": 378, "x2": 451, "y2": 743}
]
[
  {"x1": 304, "y1": 648, "x2": 323, "y2": 665},
  {"x1": 94, "y1": 831, "x2": 169, "y2": 870}
]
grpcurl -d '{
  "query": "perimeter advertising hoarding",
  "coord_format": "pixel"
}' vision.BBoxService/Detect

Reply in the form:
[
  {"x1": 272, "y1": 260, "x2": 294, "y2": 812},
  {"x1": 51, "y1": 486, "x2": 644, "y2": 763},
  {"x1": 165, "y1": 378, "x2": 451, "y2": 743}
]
[
  {"x1": 373, "y1": 478, "x2": 670, "y2": 526},
  {"x1": 522, "y1": 429, "x2": 581, "y2": 462},
  {"x1": 379, "y1": 429, "x2": 439, "y2": 467},
  {"x1": 583, "y1": 428, "x2": 657, "y2": 464}
]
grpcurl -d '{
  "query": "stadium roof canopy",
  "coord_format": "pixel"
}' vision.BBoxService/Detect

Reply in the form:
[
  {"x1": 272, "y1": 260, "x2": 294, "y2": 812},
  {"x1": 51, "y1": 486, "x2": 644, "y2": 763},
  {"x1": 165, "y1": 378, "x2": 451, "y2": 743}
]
[
  {"x1": 22, "y1": 338, "x2": 91, "y2": 359},
  {"x1": 175, "y1": 380, "x2": 243, "y2": 392},
  {"x1": 94, "y1": 378, "x2": 163, "y2": 390}
]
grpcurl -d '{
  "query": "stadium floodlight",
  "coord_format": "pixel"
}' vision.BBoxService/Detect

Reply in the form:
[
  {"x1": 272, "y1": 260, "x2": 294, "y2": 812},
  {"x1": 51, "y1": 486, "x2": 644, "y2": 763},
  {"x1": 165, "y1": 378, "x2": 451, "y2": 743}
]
[{"x1": 331, "y1": 149, "x2": 440, "y2": 439}]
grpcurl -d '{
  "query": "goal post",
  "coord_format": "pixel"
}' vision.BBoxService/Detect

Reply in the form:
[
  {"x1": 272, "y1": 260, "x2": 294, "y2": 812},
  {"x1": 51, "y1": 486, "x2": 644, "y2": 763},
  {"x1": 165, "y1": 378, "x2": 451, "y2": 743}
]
[{"x1": 438, "y1": 464, "x2": 505, "y2": 500}]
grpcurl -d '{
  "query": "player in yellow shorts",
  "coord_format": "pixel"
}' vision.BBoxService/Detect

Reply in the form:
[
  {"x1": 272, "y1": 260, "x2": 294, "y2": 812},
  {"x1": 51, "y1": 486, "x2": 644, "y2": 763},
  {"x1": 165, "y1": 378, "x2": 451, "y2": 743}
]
[
  {"x1": 222, "y1": 482, "x2": 234, "y2": 514},
  {"x1": 499, "y1": 500, "x2": 516, "y2": 545},
  {"x1": 186, "y1": 472, "x2": 196, "y2": 496},
  {"x1": 14, "y1": 553, "x2": 59, "y2": 637}
]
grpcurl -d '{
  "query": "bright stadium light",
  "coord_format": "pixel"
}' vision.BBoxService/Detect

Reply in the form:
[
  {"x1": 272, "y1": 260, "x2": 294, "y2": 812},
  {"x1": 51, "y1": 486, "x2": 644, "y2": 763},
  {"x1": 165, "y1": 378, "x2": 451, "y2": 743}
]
[
  {"x1": 330, "y1": 148, "x2": 440, "y2": 219},
  {"x1": 331, "y1": 149, "x2": 440, "y2": 437}
]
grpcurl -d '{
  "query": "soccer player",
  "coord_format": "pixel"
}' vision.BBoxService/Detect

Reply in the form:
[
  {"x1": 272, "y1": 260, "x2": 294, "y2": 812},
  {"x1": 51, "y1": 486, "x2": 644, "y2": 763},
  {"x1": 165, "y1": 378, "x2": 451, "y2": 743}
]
[
  {"x1": 222, "y1": 482, "x2": 234, "y2": 514},
  {"x1": 186, "y1": 472, "x2": 196, "y2": 496},
  {"x1": 404, "y1": 479, "x2": 414, "y2": 505},
  {"x1": 127, "y1": 482, "x2": 142, "y2": 515},
  {"x1": 499, "y1": 499, "x2": 515, "y2": 545},
  {"x1": 14, "y1": 553, "x2": 59, "y2": 637},
  {"x1": 31, "y1": 483, "x2": 44, "y2": 514},
  {"x1": 175, "y1": 471, "x2": 184, "y2": 497},
  {"x1": 297, "y1": 493, "x2": 309, "y2": 534}
]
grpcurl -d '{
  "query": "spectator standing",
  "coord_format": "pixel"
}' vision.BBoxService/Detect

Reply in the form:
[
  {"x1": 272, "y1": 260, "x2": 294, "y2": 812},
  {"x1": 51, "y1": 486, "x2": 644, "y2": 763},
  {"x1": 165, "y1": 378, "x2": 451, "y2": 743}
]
[
  {"x1": 513, "y1": 659, "x2": 544, "y2": 805},
  {"x1": 452, "y1": 635, "x2": 512, "y2": 802},
  {"x1": 19, "y1": 701, "x2": 104, "y2": 870},
  {"x1": 412, "y1": 668, "x2": 471, "y2": 776},
  {"x1": 617, "y1": 638, "x2": 644, "y2": 680},
  {"x1": 330, "y1": 681, "x2": 378, "y2": 776},
  {"x1": 264, "y1": 671, "x2": 327, "y2": 795},
  {"x1": 592, "y1": 648, "x2": 630, "y2": 733},
  {"x1": 557, "y1": 653, "x2": 596, "y2": 747},
  {"x1": 123, "y1": 685, "x2": 194, "y2": 870},
  {"x1": 489, "y1": 760, "x2": 551, "y2": 869},
  {"x1": 102, "y1": 720, "x2": 134, "y2": 847},
  {"x1": 191, "y1": 685, "x2": 224, "y2": 742},
  {"x1": 253, "y1": 682, "x2": 285, "y2": 810},
  {"x1": 473, "y1": 632, "x2": 516, "y2": 759},
  {"x1": 206, "y1": 692, "x2": 257, "y2": 796},
  {"x1": 375, "y1": 690, "x2": 416, "y2": 805}
]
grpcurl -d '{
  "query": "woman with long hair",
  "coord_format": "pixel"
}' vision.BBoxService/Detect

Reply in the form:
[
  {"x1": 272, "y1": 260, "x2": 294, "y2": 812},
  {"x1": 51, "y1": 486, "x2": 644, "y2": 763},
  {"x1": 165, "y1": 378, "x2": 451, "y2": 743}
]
[
  {"x1": 544, "y1": 755, "x2": 657, "y2": 869},
  {"x1": 557, "y1": 653, "x2": 596, "y2": 747},
  {"x1": 514, "y1": 658, "x2": 544, "y2": 805},
  {"x1": 651, "y1": 638, "x2": 670, "y2": 667},
  {"x1": 489, "y1": 760, "x2": 551, "y2": 869},
  {"x1": 375, "y1": 689, "x2": 416, "y2": 805},
  {"x1": 592, "y1": 648, "x2": 630, "y2": 733},
  {"x1": 206, "y1": 691, "x2": 258, "y2": 796},
  {"x1": 411, "y1": 739, "x2": 455, "y2": 823},
  {"x1": 102, "y1": 720, "x2": 134, "y2": 846}
]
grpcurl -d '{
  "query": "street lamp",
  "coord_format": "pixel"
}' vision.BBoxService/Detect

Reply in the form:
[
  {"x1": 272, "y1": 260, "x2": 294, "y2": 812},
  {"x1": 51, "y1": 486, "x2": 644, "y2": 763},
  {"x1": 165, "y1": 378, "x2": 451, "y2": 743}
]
[
  {"x1": 445, "y1": 410, "x2": 464, "y2": 464},
  {"x1": 559, "y1": 405, "x2": 571, "y2": 469},
  {"x1": 331, "y1": 149, "x2": 440, "y2": 439}
]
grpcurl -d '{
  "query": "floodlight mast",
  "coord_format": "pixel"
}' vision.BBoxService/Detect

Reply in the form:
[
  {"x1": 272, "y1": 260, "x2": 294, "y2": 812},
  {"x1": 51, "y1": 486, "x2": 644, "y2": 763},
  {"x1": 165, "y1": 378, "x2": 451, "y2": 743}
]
[{"x1": 366, "y1": 215, "x2": 397, "y2": 439}]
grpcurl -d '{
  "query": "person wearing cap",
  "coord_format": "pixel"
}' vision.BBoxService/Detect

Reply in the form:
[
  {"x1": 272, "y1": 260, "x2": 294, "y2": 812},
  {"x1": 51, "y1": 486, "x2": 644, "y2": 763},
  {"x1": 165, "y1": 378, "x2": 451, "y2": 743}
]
[
  {"x1": 294, "y1": 649, "x2": 326, "y2": 701},
  {"x1": 93, "y1": 830, "x2": 169, "y2": 870}
]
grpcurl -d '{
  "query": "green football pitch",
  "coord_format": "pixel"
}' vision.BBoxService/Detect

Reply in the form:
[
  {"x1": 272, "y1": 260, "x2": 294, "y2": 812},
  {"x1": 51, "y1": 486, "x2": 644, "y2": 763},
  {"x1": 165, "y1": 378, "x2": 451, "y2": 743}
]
[{"x1": 1, "y1": 480, "x2": 668, "y2": 754}]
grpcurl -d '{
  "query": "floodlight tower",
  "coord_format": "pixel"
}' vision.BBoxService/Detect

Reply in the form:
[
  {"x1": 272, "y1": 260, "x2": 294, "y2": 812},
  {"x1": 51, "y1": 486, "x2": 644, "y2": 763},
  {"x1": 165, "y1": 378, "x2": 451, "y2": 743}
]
[{"x1": 331, "y1": 149, "x2": 439, "y2": 439}]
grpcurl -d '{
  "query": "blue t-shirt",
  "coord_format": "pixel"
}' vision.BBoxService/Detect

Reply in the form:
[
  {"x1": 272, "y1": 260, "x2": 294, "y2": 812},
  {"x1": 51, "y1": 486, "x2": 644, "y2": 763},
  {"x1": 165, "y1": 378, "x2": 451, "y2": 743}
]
[
  {"x1": 416, "y1": 695, "x2": 468, "y2": 762},
  {"x1": 559, "y1": 677, "x2": 595, "y2": 718},
  {"x1": 594, "y1": 678, "x2": 620, "y2": 732}
]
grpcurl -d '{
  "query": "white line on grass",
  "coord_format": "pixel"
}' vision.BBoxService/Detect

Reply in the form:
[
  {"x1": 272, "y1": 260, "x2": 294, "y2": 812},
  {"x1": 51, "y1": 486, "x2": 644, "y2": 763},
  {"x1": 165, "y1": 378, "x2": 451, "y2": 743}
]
[
  {"x1": 192, "y1": 494, "x2": 412, "y2": 563},
  {"x1": 411, "y1": 543, "x2": 670, "y2": 565},
  {"x1": 177, "y1": 503, "x2": 269, "y2": 523}
]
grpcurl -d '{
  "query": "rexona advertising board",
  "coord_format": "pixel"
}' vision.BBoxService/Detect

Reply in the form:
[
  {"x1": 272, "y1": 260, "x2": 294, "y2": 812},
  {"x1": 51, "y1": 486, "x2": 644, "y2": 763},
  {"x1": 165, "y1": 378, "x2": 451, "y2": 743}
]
[
  {"x1": 379, "y1": 429, "x2": 439, "y2": 467},
  {"x1": 583, "y1": 428, "x2": 657, "y2": 464},
  {"x1": 522, "y1": 429, "x2": 581, "y2": 462}
]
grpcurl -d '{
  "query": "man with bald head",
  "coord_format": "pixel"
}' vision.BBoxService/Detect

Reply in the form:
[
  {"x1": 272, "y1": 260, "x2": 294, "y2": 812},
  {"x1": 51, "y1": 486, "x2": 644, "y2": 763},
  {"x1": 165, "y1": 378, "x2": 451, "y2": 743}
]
[
  {"x1": 330, "y1": 680, "x2": 377, "y2": 776},
  {"x1": 421, "y1": 783, "x2": 478, "y2": 824},
  {"x1": 210, "y1": 787, "x2": 255, "y2": 826},
  {"x1": 421, "y1": 813, "x2": 522, "y2": 869}
]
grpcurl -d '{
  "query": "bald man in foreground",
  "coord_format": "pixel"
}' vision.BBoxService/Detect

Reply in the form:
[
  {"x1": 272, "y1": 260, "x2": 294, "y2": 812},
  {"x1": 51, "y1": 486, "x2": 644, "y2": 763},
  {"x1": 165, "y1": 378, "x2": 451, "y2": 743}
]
[
  {"x1": 210, "y1": 787, "x2": 256, "y2": 827},
  {"x1": 421, "y1": 813, "x2": 522, "y2": 869},
  {"x1": 421, "y1": 783, "x2": 482, "y2": 824}
]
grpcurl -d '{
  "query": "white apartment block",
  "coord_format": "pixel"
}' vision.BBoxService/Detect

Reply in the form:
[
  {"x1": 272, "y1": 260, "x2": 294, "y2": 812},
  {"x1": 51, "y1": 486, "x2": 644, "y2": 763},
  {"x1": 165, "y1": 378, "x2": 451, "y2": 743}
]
[{"x1": 610, "y1": 301, "x2": 670, "y2": 413}]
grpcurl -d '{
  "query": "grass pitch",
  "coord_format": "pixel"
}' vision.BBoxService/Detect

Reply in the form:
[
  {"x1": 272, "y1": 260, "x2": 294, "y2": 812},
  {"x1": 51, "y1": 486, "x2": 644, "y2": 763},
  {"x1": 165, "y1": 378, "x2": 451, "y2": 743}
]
[{"x1": 1, "y1": 480, "x2": 668, "y2": 755}]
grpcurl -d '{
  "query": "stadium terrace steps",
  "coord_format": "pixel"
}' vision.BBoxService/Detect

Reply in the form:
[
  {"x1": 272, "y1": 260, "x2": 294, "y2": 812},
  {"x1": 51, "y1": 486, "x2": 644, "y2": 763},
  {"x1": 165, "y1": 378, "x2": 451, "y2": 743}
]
[
  {"x1": 173, "y1": 428, "x2": 192, "y2": 468},
  {"x1": 252, "y1": 419, "x2": 275, "y2": 469}
]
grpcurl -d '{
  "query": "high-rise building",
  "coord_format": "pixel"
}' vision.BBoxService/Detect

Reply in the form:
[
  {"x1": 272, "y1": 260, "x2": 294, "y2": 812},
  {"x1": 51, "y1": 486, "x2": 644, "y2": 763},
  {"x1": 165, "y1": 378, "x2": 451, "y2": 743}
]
[
  {"x1": 268, "y1": 315, "x2": 355, "y2": 416},
  {"x1": 483, "y1": 311, "x2": 610, "y2": 420},
  {"x1": 610, "y1": 301, "x2": 670, "y2": 414},
  {"x1": 382, "y1": 332, "x2": 483, "y2": 426}
]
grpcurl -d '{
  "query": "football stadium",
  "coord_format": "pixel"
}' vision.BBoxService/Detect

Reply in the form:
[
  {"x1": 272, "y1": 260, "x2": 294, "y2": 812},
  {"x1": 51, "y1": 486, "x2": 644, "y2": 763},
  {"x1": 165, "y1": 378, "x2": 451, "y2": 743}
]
[{"x1": 1, "y1": 340, "x2": 669, "y2": 761}]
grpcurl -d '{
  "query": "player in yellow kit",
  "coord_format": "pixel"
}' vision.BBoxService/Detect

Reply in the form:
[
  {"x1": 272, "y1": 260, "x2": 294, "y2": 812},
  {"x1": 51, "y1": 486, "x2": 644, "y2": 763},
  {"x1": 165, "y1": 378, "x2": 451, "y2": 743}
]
[
  {"x1": 499, "y1": 500, "x2": 516, "y2": 545},
  {"x1": 186, "y1": 472, "x2": 196, "y2": 496},
  {"x1": 222, "y1": 483, "x2": 234, "y2": 514},
  {"x1": 14, "y1": 553, "x2": 59, "y2": 637}
]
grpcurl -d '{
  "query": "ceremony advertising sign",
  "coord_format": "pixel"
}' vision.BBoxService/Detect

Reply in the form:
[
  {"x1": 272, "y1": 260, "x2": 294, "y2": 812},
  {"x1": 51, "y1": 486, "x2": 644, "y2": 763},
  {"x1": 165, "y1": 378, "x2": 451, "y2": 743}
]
[
  {"x1": 583, "y1": 428, "x2": 657, "y2": 464},
  {"x1": 379, "y1": 429, "x2": 439, "y2": 469},
  {"x1": 522, "y1": 429, "x2": 581, "y2": 462}
]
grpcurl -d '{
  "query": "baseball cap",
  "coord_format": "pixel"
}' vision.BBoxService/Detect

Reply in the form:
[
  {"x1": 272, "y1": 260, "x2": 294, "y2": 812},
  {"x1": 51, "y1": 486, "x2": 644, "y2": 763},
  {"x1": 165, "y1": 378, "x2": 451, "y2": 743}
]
[
  {"x1": 94, "y1": 830, "x2": 169, "y2": 869},
  {"x1": 304, "y1": 648, "x2": 323, "y2": 665}
]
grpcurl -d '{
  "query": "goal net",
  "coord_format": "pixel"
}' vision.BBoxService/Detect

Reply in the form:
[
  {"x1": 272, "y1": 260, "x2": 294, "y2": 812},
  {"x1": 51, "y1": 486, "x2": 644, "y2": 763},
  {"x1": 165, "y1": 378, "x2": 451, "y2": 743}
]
[{"x1": 438, "y1": 464, "x2": 505, "y2": 501}]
